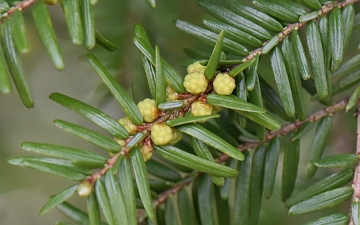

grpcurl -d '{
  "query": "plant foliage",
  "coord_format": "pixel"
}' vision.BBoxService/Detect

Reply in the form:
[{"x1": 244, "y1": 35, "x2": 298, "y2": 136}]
[{"x1": 3, "y1": 0, "x2": 360, "y2": 224}]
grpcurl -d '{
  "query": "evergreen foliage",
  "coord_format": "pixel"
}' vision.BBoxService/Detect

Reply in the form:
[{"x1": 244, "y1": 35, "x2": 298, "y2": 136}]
[{"x1": 2, "y1": 0, "x2": 360, "y2": 224}]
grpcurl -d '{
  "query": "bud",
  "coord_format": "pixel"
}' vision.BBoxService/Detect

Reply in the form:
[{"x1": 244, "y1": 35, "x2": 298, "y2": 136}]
[
  {"x1": 113, "y1": 137, "x2": 126, "y2": 147},
  {"x1": 187, "y1": 61, "x2": 206, "y2": 74},
  {"x1": 137, "y1": 98, "x2": 159, "y2": 122},
  {"x1": 166, "y1": 86, "x2": 179, "y2": 101},
  {"x1": 213, "y1": 73, "x2": 236, "y2": 95},
  {"x1": 183, "y1": 72, "x2": 208, "y2": 94},
  {"x1": 168, "y1": 128, "x2": 182, "y2": 145},
  {"x1": 140, "y1": 144, "x2": 153, "y2": 162},
  {"x1": 118, "y1": 117, "x2": 137, "y2": 135},
  {"x1": 191, "y1": 101, "x2": 213, "y2": 116},
  {"x1": 151, "y1": 123, "x2": 173, "y2": 146},
  {"x1": 212, "y1": 105, "x2": 223, "y2": 114},
  {"x1": 77, "y1": 180, "x2": 93, "y2": 198}
]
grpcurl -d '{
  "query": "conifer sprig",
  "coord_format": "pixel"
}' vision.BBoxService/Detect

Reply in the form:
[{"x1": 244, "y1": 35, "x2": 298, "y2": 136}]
[
  {"x1": 225, "y1": 0, "x2": 360, "y2": 68},
  {"x1": 5, "y1": 0, "x2": 360, "y2": 224},
  {"x1": 135, "y1": 95, "x2": 352, "y2": 223}
]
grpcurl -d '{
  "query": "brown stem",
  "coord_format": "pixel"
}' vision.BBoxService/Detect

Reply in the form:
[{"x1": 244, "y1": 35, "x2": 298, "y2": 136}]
[
  {"x1": 349, "y1": 101, "x2": 360, "y2": 225},
  {"x1": 0, "y1": 0, "x2": 38, "y2": 25},
  {"x1": 155, "y1": 172, "x2": 201, "y2": 206},
  {"x1": 86, "y1": 151, "x2": 123, "y2": 185},
  {"x1": 237, "y1": 97, "x2": 349, "y2": 152}
]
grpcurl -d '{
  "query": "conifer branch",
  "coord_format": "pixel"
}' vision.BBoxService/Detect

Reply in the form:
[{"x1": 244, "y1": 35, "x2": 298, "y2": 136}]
[
  {"x1": 236, "y1": 0, "x2": 360, "y2": 65},
  {"x1": 93, "y1": 0, "x2": 358, "y2": 208},
  {"x1": 237, "y1": 97, "x2": 349, "y2": 152},
  {"x1": 86, "y1": 151, "x2": 123, "y2": 185},
  {"x1": 85, "y1": 86, "x2": 214, "y2": 186},
  {"x1": 154, "y1": 172, "x2": 199, "y2": 206},
  {"x1": 136, "y1": 96, "x2": 351, "y2": 223},
  {"x1": 4, "y1": 0, "x2": 359, "y2": 223},
  {"x1": 0, "y1": 0, "x2": 38, "y2": 25}
]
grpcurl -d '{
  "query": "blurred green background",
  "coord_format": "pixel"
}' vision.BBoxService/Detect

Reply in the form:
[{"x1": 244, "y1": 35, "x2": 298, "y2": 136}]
[{"x1": 0, "y1": 0, "x2": 358, "y2": 224}]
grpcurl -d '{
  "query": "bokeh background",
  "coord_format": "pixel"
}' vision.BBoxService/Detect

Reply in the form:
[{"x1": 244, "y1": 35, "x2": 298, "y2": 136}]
[{"x1": 0, "y1": 0, "x2": 359, "y2": 224}]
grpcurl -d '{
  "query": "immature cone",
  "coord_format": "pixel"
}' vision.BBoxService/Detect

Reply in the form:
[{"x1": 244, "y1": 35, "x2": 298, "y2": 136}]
[
  {"x1": 166, "y1": 86, "x2": 179, "y2": 101},
  {"x1": 118, "y1": 117, "x2": 137, "y2": 135},
  {"x1": 191, "y1": 100, "x2": 213, "y2": 117},
  {"x1": 77, "y1": 180, "x2": 93, "y2": 198},
  {"x1": 137, "y1": 98, "x2": 159, "y2": 122},
  {"x1": 168, "y1": 128, "x2": 182, "y2": 145},
  {"x1": 183, "y1": 72, "x2": 208, "y2": 94},
  {"x1": 113, "y1": 137, "x2": 126, "y2": 147},
  {"x1": 151, "y1": 123, "x2": 173, "y2": 146},
  {"x1": 213, "y1": 73, "x2": 236, "y2": 95},
  {"x1": 187, "y1": 61, "x2": 206, "y2": 74},
  {"x1": 212, "y1": 105, "x2": 223, "y2": 114},
  {"x1": 140, "y1": 144, "x2": 153, "y2": 162},
  {"x1": 110, "y1": 137, "x2": 126, "y2": 157}
]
